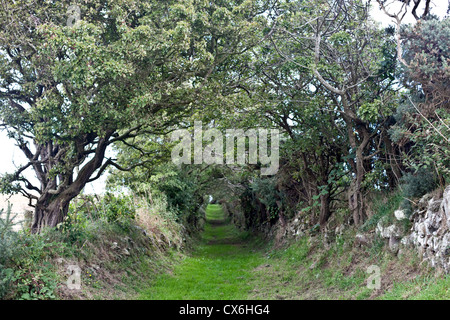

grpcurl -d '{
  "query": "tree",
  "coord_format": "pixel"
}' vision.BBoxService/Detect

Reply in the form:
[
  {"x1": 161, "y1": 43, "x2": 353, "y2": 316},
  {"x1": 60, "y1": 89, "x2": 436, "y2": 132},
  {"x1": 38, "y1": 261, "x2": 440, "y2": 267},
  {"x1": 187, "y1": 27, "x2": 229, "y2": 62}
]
[
  {"x1": 264, "y1": 0, "x2": 399, "y2": 225},
  {"x1": 376, "y1": 0, "x2": 434, "y2": 69},
  {"x1": 0, "y1": 0, "x2": 267, "y2": 233},
  {"x1": 389, "y1": 18, "x2": 450, "y2": 186},
  {"x1": 240, "y1": 49, "x2": 349, "y2": 228},
  {"x1": 377, "y1": 1, "x2": 450, "y2": 183}
]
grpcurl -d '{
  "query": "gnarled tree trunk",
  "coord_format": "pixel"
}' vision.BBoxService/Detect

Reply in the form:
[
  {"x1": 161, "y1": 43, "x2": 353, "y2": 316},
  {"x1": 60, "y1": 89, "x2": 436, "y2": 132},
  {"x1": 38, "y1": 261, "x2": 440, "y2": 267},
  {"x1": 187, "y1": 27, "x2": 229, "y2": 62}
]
[
  {"x1": 31, "y1": 194, "x2": 71, "y2": 233},
  {"x1": 30, "y1": 133, "x2": 112, "y2": 233}
]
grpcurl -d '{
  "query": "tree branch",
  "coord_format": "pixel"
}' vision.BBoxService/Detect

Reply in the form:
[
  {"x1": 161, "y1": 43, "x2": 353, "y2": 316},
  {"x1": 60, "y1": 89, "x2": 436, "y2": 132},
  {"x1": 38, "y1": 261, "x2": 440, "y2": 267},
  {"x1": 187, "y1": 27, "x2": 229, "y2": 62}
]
[{"x1": 87, "y1": 157, "x2": 156, "y2": 183}]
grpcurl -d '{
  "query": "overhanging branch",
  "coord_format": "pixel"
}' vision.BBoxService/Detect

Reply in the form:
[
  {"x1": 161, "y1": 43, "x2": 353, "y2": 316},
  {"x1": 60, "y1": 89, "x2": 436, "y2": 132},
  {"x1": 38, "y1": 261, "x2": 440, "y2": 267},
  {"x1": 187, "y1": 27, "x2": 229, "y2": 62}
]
[{"x1": 87, "y1": 157, "x2": 156, "y2": 183}]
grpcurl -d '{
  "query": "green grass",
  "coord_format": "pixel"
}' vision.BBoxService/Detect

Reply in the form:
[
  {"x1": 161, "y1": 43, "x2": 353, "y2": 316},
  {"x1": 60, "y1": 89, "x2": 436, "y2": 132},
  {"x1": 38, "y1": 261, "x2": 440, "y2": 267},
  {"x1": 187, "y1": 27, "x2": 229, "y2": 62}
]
[
  {"x1": 137, "y1": 206, "x2": 389, "y2": 300},
  {"x1": 137, "y1": 207, "x2": 374, "y2": 300},
  {"x1": 379, "y1": 275, "x2": 450, "y2": 300},
  {"x1": 361, "y1": 191, "x2": 403, "y2": 232},
  {"x1": 138, "y1": 204, "x2": 266, "y2": 300},
  {"x1": 137, "y1": 203, "x2": 449, "y2": 300},
  {"x1": 205, "y1": 204, "x2": 225, "y2": 221}
]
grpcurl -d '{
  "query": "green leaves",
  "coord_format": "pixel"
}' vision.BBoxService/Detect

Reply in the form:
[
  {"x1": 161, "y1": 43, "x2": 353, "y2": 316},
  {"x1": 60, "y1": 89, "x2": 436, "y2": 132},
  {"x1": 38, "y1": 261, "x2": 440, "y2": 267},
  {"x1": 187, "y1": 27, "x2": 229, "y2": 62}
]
[
  {"x1": 329, "y1": 30, "x2": 352, "y2": 47},
  {"x1": 358, "y1": 99, "x2": 389, "y2": 122},
  {"x1": 0, "y1": 0, "x2": 269, "y2": 218}
]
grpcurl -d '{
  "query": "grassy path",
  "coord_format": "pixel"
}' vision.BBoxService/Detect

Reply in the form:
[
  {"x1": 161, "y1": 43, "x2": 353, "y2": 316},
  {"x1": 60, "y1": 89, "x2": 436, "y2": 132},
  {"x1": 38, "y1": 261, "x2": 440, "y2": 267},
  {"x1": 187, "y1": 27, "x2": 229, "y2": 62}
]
[
  {"x1": 138, "y1": 204, "x2": 266, "y2": 300},
  {"x1": 137, "y1": 204, "x2": 450, "y2": 300}
]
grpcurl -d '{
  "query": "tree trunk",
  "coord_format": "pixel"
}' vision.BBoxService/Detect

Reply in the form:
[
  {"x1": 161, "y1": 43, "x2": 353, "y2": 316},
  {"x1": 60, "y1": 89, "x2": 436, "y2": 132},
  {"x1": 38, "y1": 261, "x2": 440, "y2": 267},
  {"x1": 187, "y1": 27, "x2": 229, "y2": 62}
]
[
  {"x1": 276, "y1": 200, "x2": 286, "y2": 227},
  {"x1": 30, "y1": 134, "x2": 112, "y2": 233},
  {"x1": 344, "y1": 114, "x2": 370, "y2": 227},
  {"x1": 31, "y1": 194, "x2": 72, "y2": 233},
  {"x1": 349, "y1": 147, "x2": 367, "y2": 227},
  {"x1": 383, "y1": 134, "x2": 402, "y2": 188},
  {"x1": 319, "y1": 192, "x2": 331, "y2": 230}
]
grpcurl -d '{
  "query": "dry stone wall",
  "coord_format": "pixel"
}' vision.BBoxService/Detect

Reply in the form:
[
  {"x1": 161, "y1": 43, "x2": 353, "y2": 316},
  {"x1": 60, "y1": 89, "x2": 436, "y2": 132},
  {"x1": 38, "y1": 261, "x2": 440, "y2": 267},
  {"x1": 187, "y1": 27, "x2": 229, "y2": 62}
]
[{"x1": 376, "y1": 186, "x2": 450, "y2": 272}]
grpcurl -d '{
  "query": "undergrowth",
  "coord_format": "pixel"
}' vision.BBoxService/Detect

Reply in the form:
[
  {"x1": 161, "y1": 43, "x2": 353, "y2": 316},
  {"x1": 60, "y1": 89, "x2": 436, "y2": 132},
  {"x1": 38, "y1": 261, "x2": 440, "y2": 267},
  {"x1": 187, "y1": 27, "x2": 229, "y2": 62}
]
[{"x1": 0, "y1": 192, "x2": 196, "y2": 300}]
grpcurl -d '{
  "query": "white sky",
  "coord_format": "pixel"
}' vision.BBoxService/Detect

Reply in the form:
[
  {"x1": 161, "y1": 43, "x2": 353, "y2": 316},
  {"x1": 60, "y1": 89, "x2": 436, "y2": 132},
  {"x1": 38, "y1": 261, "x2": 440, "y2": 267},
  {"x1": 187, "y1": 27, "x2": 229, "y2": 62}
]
[
  {"x1": 0, "y1": 132, "x2": 108, "y2": 194},
  {"x1": 370, "y1": 0, "x2": 448, "y2": 26},
  {"x1": 0, "y1": 0, "x2": 447, "y2": 196}
]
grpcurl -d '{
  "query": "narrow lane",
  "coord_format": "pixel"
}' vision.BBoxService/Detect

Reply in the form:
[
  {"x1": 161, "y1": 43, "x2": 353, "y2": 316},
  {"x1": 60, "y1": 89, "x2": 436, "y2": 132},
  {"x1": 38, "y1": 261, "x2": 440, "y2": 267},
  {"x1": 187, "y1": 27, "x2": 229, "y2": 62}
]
[{"x1": 139, "y1": 204, "x2": 265, "y2": 300}]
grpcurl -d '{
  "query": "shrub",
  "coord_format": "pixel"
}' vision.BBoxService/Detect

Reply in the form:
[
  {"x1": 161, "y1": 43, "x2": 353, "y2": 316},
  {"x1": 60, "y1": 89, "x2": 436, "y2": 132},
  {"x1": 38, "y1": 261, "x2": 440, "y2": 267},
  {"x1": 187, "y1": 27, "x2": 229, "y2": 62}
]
[
  {"x1": 66, "y1": 193, "x2": 137, "y2": 236},
  {"x1": 0, "y1": 203, "x2": 18, "y2": 299},
  {"x1": 400, "y1": 167, "x2": 438, "y2": 199},
  {"x1": 6, "y1": 235, "x2": 61, "y2": 300},
  {"x1": 0, "y1": 203, "x2": 18, "y2": 263},
  {"x1": 101, "y1": 193, "x2": 136, "y2": 226},
  {"x1": 0, "y1": 203, "x2": 63, "y2": 300},
  {"x1": 55, "y1": 211, "x2": 90, "y2": 246},
  {"x1": 250, "y1": 177, "x2": 283, "y2": 220}
]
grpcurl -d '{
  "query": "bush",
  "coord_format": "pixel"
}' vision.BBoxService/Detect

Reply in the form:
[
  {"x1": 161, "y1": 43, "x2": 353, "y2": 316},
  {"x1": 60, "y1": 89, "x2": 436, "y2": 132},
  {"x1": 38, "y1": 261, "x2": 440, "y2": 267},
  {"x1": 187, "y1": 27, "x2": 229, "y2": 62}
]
[
  {"x1": 67, "y1": 193, "x2": 137, "y2": 235},
  {"x1": 6, "y1": 234, "x2": 62, "y2": 300},
  {"x1": 0, "y1": 203, "x2": 18, "y2": 263},
  {"x1": 55, "y1": 211, "x2": 91, "y2": 246},
  {"x1": 400, "y1": 168, "x2": 438, "y2": 199},
  {"x1": 101, "y1": 193, "x2": 136, "y2": 226},
  {"x1": 0, "y1": 203, "x2": 63, "y2": 300},
  {"x1": 250, "y1": 177, "x2": 283, "y2": 219},
  {"x1": 0, "y1": 203, "x2": 18, "y2": 299}
]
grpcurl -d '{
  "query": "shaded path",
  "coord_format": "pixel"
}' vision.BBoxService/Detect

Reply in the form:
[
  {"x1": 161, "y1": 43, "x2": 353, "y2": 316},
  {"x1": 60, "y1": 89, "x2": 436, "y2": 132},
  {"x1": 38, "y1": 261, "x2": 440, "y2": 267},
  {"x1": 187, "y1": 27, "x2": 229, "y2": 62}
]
[{"x1": 138, "y1": 204, "x2": 266, "y2": 300}]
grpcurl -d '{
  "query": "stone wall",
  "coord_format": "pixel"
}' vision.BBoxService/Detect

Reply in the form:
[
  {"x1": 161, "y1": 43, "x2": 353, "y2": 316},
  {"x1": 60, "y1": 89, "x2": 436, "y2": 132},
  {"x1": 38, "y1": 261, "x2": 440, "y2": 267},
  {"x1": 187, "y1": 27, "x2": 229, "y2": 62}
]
[
  {"x1": 279, "y1": 185, "x2": 450, "y2": 273},
  {"x1": 376, "y1": 186, "x2": 450, "y2": 272}
]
